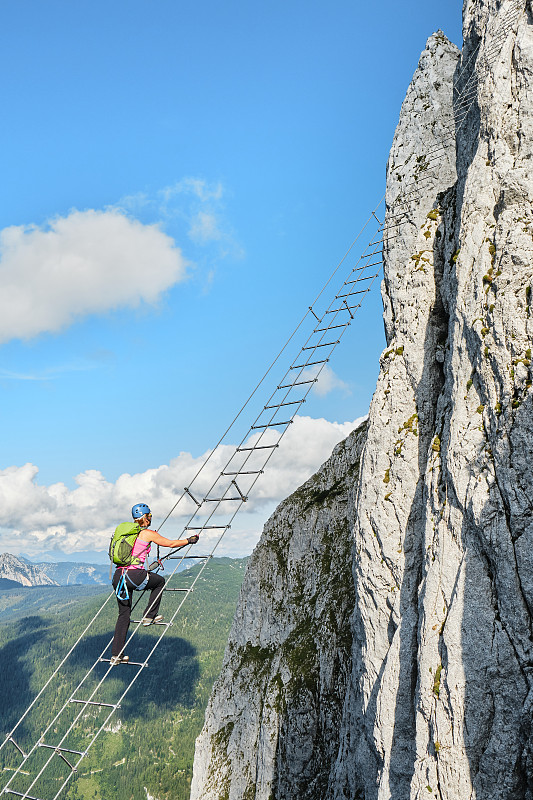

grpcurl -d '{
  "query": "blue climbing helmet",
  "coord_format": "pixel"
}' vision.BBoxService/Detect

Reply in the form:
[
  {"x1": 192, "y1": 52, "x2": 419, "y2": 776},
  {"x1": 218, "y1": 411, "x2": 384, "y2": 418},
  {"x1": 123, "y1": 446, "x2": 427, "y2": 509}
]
[{"x1": 132, "y1": 503, "x2": 151, "y2": 520}]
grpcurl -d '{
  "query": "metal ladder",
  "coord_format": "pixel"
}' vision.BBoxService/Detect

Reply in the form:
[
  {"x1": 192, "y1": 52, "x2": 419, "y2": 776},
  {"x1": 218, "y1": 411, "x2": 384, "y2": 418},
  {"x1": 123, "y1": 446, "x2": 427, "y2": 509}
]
[{"x1": 0, "y1": 3, "x2": 523, "y2": 797}]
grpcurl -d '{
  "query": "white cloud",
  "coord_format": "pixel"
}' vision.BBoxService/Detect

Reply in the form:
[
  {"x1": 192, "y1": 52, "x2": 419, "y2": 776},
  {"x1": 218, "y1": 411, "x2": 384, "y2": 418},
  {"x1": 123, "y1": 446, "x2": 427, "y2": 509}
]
[
  {"x1": 0, "y1": 415, "x2": 366, "y2": 559},
  {"x1": 116, "y1": 178, "x2": 244, "y2": 270},
  {"x1": 188, "y1": 211, "x2": 223, "y2": 244},
  {"x1": 161, "y1": 178, "x2": 224, "y2": 204},
  {"x1": 300, "y1": 364, "x2": 351, "y2": 397},
  {"x1": 0, "y1": 208, "x2": 188, "y2": 344}
]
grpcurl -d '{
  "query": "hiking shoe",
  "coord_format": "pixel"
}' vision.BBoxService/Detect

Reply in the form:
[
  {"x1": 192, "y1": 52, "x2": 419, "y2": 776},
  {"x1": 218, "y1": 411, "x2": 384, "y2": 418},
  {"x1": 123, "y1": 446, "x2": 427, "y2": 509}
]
[
  {"x1": 142, "y1": 614, "x2": 164, "y2": 626},
  {"x1": 110, "y1": 654, "x2": 130, "y2": 665}
]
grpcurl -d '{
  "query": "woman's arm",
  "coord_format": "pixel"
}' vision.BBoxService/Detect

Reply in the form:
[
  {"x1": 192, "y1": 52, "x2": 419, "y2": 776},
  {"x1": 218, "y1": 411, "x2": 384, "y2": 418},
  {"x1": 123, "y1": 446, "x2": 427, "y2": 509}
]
[{"x1": 140, "y1": 529, "x2": 193, "y2": 548}]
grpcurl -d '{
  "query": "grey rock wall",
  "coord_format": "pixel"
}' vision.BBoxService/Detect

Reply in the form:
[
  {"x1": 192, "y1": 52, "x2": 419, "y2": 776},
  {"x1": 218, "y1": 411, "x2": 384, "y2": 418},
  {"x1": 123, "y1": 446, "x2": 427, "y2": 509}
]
[
  {"x1": 335, "y1": 2, "x2": 533, "y2": 798},
  {"x1": 191, "y1": 2, "x2": 533, "y2": 798},
  {"x1": 190, "y1": 423, "x2": 367, "y2": 800}
]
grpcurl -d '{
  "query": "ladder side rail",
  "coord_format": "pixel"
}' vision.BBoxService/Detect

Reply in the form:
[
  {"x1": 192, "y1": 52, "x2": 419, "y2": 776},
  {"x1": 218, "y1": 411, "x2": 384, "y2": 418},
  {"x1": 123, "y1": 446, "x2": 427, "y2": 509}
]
[
  {"x1": 175, "y1": 221, "x2": 384, "y2": 507},
  {"x1": 160, "y1": 256, "x2": 383, "y2": 568},
  {"x1": 224, "y1": 261, "x2": 381, "y2": 474},
  {"x1": 154, "y1": 202, "x2": 385, "y2": 535},
  {"x1": 159, "y1": 246, "x2": 383, "y2": 566}
]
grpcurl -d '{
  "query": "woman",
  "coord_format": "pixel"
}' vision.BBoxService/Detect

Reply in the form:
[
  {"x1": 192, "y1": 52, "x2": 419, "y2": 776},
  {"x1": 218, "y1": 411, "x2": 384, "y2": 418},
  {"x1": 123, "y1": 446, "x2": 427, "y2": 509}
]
[{"x1": 110, "y1": 502, "x2": 199, "y2": 665}]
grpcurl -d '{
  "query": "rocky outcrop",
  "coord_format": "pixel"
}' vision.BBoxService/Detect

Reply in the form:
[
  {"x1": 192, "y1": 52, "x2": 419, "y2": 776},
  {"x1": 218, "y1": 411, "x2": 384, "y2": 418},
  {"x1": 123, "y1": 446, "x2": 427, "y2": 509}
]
[
  {"x1": 37, "y1": 561, "x2": 109, "y2": 585},
  {"x1": 191, "y1": 423, "x2": 367, "y2": 800},
  {"x1": 192, "y1": 2, "x2": 533, "y2": 798},
  {"x1": 0, "y1": 554, "x2": 109, "y2": 587},
  {"x1": 0, "y1": 553, "x2": 58, "y2": 587}
]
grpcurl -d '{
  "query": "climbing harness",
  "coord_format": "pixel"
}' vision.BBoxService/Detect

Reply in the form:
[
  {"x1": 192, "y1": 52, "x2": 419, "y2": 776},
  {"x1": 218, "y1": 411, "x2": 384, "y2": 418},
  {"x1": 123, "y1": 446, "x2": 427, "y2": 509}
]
[
  {"x1": 114, "y1": 568, "x2": 130, "y2": 602},
  {"x1": 0, "y1": 4, "x2": 524, "y2": 798}
]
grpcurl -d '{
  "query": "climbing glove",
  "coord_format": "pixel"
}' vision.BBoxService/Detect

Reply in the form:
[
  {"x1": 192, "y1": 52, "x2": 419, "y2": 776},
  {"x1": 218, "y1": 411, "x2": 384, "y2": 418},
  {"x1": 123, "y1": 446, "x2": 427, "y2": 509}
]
[{"x1": 187, "y1": 534, "x2": 200, "y2": 545}]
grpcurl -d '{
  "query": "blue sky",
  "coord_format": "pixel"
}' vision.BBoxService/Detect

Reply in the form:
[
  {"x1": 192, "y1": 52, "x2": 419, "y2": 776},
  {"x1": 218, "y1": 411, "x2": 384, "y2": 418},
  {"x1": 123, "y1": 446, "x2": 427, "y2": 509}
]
[{"x1": 0, "y1": 0, "x2": 462, "y2": 559}]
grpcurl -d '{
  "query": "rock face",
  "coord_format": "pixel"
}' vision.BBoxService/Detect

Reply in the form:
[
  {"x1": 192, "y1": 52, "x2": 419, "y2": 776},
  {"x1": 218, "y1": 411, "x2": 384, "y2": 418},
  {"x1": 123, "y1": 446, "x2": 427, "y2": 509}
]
[
  {"x1": 0, "y1": 553, "x2": 110, "y2": 587},
  {"x1": 0, "y1": 553, "x2": 58, "y2": 587},
  {"x1": 192, "y1": 2, "x2": 533, "y2": 798},
  {"x1": 191, "y1": 424, "x2": 367, "y2": 800}
]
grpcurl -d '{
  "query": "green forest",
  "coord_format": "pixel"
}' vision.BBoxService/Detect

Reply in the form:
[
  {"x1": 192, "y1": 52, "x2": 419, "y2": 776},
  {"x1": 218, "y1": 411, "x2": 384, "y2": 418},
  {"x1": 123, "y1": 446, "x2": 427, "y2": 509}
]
[{"x1": 0, "y1": 557, "x2": 246, "y2": 800}]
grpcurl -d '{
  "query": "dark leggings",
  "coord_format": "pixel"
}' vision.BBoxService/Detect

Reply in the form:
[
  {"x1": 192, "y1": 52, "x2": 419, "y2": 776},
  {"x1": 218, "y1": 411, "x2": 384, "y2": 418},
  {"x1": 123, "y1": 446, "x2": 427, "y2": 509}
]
[{"x1": 111, "y1": 569, "x2": 165, "y2": 657}]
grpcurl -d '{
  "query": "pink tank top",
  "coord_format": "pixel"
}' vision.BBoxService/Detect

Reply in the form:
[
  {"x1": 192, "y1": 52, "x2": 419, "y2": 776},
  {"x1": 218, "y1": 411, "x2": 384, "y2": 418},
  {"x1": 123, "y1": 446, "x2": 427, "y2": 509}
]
[{"x1": 128, "y1": 537, "x2": 151, "y2": 570}]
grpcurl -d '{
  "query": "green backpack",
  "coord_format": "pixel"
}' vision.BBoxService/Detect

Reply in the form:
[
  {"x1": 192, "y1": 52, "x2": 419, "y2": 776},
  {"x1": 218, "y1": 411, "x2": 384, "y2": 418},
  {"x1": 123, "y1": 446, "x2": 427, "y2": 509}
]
[{"x1": 109, "y1": 522, "x2": 142, "y2": 567}]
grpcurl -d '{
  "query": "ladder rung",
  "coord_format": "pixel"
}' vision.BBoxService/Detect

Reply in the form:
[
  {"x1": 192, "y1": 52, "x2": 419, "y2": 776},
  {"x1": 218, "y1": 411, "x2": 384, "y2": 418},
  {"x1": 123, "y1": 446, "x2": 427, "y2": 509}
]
[
  {"x1": 425, "y1": 143, "x2": 447, "y2": 156},
  {"x1": 382, "y1": 220, "x2": 406, "y2": 231},
  {"x1": 455, "y1": 95, "x2": 476, "y2": 111},
  {"x1": 348, "y1": 262, "x2": 370, "y2": 273},
  {"x1": 264, "y1": 400, "x2": 303, "y2": 409},
  {"x1": 203, "y1": 497, "x2": 242, "y2": 502},
  {"x1": 99, "y1": 658, "x2": 147, "y2": 665},
  {"x1": 291, "y1": 359, "x2": 328, "y2": 368},
  {"x1": 180, "y1": 554, "x2": 211, "y2": 558},
  {"x1": 336, "y1": 290, "x2": 368, "y2": 299},
  {"x1": 377, "y1": 229, "x2": 401, "y2": 239},
  {"x1": 222, "y1": 470, "x2": 263, "y2": 475},
  {"x1": 344, "y1": 271, "x2": 379, "y2": 285},
  {"x1": 131, "y1": 620, "x2": 173, "y2": 626},
  {"x1": 3, "y1": 792, "x2": 49, "y2": 800},
  {"x1": 162, "y1": 587, "x2": 192, "y2": 592},
  {"x1": 185, "y1": 525, "x2": 229, "y2": 529},
  {"x1": 167, "y1": 554, "x2": 211, "y2": 559},
  {"x1": 38, "y1": 744, "x2": 86, "y2": 756},
  {"x1": 302, "y1": 341, "x2": 338, "y2": 350},
  {"x1": 325, "y1": 305, "x2": 359, "y2": 314},
  {"x1": 424, "y1": 153, "x2": 445, "y2": 166},
  {"x1": 403, "y1": 174, "x2": 437, "y2": 192},
  {"x1": 314, "y1": 324, "x2": 346, "y2": 332},
  {"x1": 251, "y1": 420, "x2": 292, "y2": 429},
  {"x1": 277, "y1": 379, "x2": 317, "y2": 388},
  {"x1": 70, "y1": 699, "x2": 120, "y2": 709},
  {"x1": 237, "y1": 444, "x2": 279, "y2": 451}
]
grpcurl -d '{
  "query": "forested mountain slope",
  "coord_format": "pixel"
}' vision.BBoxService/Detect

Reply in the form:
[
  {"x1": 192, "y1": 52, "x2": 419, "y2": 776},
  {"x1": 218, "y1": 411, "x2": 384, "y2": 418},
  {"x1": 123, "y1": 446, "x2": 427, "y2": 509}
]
[
  {"x1": 0, "y1": 558, "x2": 246, "y2": 800},
  {"x1": 0, "y1": 553, "x2": 110, "y2": 587}
]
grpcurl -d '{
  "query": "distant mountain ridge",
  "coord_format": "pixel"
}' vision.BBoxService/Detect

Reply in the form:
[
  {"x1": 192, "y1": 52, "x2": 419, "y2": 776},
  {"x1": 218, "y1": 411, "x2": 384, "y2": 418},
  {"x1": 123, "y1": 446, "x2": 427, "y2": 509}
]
[
  {"x1": 0, "y1": 553, "x2": 109, "y2": 587},
  {"x1": 0, "y1": 553, "x2": 58, "y2": 587},
  {"x1": 0, "y1": 557, "x2": 247, "y2": 800}
]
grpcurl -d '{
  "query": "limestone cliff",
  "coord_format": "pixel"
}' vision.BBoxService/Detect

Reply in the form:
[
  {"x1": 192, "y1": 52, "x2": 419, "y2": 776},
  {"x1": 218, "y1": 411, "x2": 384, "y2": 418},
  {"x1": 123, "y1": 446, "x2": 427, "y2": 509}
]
[
  {"x1": 191, "y1": 424, "x2": 367, "y2": 800},
  {"x1": 192, "y1": 2, "x2": 533, "y2": 798},
  {"x1": 0, "y1": 553, "x2": 58, "y2": 587}
]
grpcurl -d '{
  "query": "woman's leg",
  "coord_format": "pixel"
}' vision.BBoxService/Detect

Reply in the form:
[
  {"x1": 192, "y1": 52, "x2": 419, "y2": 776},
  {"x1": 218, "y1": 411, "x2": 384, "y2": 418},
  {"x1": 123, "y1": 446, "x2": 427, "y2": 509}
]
[
  {"x1": 143, "y1": 573, "x2": 166, "y2": 619},
  {"x1": 111, "y1": 571, "x2": 132, "y2": 657}
]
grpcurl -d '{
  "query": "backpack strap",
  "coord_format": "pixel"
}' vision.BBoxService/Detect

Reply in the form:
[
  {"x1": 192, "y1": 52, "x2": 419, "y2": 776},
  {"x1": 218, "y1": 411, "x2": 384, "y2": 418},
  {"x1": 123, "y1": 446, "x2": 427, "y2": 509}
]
[{"x1": 127, "y1": 538, "x2": 151, "y2": 569}]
